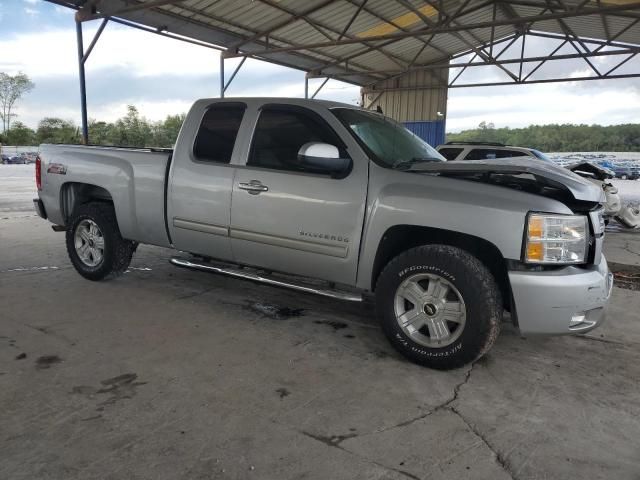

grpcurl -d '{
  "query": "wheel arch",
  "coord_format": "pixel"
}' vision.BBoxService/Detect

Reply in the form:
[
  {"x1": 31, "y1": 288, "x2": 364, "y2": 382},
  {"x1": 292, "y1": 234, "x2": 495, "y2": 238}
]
[
  {"x1": 60, "y1": 182, "x2": 114, "y2": 222},
  {"x1": 370, "y1": 224, "x2": 511, "y2": 310}
]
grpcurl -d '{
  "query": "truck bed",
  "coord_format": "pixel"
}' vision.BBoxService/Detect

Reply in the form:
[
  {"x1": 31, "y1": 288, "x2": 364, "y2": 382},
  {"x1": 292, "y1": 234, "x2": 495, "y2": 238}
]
[{"x1": 38, "y1": 144, "x2": 173, "y2": 247}]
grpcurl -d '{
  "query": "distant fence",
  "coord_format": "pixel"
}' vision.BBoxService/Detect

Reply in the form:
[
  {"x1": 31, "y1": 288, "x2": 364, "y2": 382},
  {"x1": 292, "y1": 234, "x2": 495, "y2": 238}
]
[{"x1": 0, "y1": 145, "x2": 39, "y2": 156}]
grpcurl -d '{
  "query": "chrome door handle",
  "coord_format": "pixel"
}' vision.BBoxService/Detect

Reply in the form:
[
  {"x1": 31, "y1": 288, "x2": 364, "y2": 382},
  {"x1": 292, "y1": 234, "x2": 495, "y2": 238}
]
[{"x1": 238, "y1": 180, "x2": 269, "y2": 195}]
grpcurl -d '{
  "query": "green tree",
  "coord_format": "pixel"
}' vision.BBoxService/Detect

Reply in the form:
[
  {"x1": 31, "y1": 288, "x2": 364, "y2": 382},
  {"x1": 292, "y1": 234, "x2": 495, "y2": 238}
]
[
  {"x1": 446, "y1": 123, "x2": 640, "y2": 152},
  {"x1": 110, "y1": 105, "x2": 153, "y2": 147},
  {"x1": 0, "y1": 72, "x2": 35, "y2": 133},
  {"x1": 5, "y1": 121, "x2": 35, "y2": 145},
  {"x1": 151, "y1": 113, "x2": 185, "y2": 147},
  {"x1": 88, "y1": 120, "x2": 114, "y2": 145},
  {"x1": 36, "y1": 117, "x2": 80, "y2": 144}
]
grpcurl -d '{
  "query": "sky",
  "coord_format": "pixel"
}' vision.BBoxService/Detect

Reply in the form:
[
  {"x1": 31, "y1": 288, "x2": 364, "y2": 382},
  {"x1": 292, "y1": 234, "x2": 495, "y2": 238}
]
[{"x1": 0, "y1": 0, "x2": 639, "y2": 133}]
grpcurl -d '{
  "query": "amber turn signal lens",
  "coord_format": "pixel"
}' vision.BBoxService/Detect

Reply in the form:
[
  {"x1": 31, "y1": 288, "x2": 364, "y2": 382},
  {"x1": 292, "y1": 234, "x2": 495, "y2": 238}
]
[
  {"x1": 528, "y1": 216, "x2": 544, "y2": 239},
  {"x1": 526, "y1": 241, "x2": 543, "y2": 262}
]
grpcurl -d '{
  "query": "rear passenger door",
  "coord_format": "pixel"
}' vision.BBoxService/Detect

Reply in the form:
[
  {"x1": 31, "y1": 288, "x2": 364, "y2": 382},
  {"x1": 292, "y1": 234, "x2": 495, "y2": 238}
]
[
  {"x1": 229, "y1": 104, "x2": 368, "y2": 285},
  {"x1": 167, "y1": 102, "x2": 246, "y2": 260}
]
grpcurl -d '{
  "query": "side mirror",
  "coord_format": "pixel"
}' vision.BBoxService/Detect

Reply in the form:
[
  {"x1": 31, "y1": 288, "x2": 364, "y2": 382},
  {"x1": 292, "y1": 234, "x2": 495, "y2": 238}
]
[{"x1": 297, "y1": 142, "x2": 352, "y2": 177}]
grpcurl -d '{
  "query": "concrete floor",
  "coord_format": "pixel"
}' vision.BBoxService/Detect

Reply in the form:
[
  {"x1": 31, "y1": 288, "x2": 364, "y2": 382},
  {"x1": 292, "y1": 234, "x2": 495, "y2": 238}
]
[{"x1": 1, "y1": 166, "x2": 640, "y2": 480}]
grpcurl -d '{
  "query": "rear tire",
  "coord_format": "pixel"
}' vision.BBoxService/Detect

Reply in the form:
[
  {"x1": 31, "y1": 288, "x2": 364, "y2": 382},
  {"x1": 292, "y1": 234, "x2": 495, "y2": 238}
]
[
  {"x1": 375, "y1": 245, "x2": 502, "y2": 370},
  {"x1": 66, "y1": 202, "x2": 136, "y2": 281}
]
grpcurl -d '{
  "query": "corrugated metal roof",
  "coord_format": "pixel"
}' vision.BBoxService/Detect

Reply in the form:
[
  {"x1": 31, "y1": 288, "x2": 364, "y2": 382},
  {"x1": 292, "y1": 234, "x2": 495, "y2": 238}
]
[{"x1": 49, "y1": 0, "x2": 640, "y2": 87}]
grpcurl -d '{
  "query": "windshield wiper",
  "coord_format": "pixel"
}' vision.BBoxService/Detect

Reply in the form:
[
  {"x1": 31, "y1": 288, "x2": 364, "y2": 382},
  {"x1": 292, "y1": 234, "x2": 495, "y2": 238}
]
[{"x1": 392, "y1": 157, "x2": 443, "y2": 171}]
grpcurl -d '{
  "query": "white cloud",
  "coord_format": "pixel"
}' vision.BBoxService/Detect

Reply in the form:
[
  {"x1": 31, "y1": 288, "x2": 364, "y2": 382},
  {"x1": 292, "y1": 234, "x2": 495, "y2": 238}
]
[
  {"x1": 0, "y1": 24, "x2": 291, "y2": 78},
  {"x1": 2, "y1": 14, "x2": 637, "y2": 133},
  {"x1": 447, "y1": 82, "x2": 640, "y2": 131},
  {"x1": 24, "y1": 7, "x2": 39, "y2": 16}
]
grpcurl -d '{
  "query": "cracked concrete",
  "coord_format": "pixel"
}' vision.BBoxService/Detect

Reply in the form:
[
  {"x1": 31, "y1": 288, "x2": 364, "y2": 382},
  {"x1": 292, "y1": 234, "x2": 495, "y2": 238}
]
[
  {"x1": 604, "y1": 230, "x2": 640, "y2": 268},
  {"x1": 2, "y1": 170, "x2": 640, "y2": 479}
]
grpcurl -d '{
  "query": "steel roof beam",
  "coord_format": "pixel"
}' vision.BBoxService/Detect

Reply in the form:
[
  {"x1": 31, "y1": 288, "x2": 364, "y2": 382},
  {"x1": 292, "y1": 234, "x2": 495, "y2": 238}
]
[
  {"x1": 223, "y1": 2, "x2": 640, "y2": 58},
  {"x1": 527, "y1": 29, "x2": 637, "y2": 49},
  {"x1": 229, "y1": 0, "x2": 337, "y2": 49},
  {"x1": 402, "y1": 0, "x2": 521, "y2": 81},
  {"x1": 545, "y1": 0, "x2": 602, "y2": 76},
  {"x1": 167, "y1": 1, "x2": 384, "y2": 79},
  {"x1": 362, "y1": 72, "x2": 640, "y2": 92},
  {"x1": 77, "y1": 0, "x2": 187, "y2": 22},
  {"x1": 327, "y1": 45, "x2": 639, "y2": 77},
  {"x1": 593, "y1": 17, "x2": 640, "y2": 52},
  {"x1": 295, "y1": 0, "x2": 497, "y2": 74},
  {"x1": 252, "y1": 0, "x2": 409, "y2": 70}
]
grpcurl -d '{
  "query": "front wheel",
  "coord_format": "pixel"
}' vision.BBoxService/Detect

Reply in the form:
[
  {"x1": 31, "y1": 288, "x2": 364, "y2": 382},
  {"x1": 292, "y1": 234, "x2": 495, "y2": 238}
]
[
  {"x1": 66, "y1": 202, "x2": 136, "y2": 281},
  {"x1": 375, "y1": 245, "x2": 502, "y2": 370}
]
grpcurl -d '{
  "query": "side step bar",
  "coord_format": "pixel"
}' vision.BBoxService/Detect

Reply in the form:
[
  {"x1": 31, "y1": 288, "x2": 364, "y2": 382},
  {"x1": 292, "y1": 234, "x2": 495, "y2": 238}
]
[{"x1": 170, "y1": 257, "x2": 363, "y2": 303}]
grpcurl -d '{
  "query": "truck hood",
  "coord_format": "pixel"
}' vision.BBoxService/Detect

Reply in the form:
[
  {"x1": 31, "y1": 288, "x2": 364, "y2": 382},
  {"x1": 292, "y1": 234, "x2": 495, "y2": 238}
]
[{"x1": 408, "y1": 158, "x2": 604, "y2": 206}]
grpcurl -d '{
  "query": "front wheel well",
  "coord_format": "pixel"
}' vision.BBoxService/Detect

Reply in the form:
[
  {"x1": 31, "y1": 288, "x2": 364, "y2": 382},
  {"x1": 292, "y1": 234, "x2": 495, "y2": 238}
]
[
  {"x1": 60, "y1": 182, "x2": 113, "y2": 222},
  {"x1": 371, "y1": 225, "x2": 511, "y2": 310}
]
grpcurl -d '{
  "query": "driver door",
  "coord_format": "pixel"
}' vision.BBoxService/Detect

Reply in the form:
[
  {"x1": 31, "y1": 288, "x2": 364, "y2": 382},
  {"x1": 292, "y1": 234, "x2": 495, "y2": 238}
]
[{"x1": 229, "y1": 104, "x2": 368, "y2": 285}]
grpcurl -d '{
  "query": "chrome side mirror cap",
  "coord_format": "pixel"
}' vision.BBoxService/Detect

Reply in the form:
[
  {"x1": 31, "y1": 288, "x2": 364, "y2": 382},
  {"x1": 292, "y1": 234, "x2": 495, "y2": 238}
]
[{"x1": 297, "y1": 142, "x2": 352, "y2": 178}]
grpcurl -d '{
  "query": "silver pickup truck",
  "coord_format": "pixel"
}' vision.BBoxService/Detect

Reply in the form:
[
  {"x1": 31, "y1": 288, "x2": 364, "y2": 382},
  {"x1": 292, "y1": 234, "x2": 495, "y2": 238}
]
[{"x1": 34, "y1": 98, "x2": 613, "y2": 369}]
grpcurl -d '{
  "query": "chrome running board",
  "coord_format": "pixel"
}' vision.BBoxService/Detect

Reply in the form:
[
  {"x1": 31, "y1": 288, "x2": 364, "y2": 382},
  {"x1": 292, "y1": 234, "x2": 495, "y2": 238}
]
[{"x1": 170, "y1": 257, "x2": 363, "y2": 303}]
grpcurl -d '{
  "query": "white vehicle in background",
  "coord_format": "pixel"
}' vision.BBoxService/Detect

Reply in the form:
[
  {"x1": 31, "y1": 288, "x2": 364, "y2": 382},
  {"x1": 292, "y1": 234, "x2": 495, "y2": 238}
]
[
  {"x1": 437, "y1": 142, "x2": 639, "y2": 229},
  {"x1": 436, "y1": 142, "x2": 553, "y2": 162}
]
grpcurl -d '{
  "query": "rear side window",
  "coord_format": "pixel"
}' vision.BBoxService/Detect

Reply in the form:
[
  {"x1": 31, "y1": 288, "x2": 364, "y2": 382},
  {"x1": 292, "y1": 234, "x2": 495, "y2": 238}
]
[
  {"x1": 248, "y1": 107, "x2": 345, "y2": 174},
  {"x1": 193, "y1": 103, "x2": 245, "y2": 163},
  {"x1": 464, "y1": 149, "x2": 499, "y2": 160},
  {"x1": 464, "y1": 148, "x2": 529, "y2": 160},
  {"x1": 500, "y1": 150, "x2": 528, "y2": 158},
  {"x1": 438, "y1": 147, "x2": 464, "y2": 160}
]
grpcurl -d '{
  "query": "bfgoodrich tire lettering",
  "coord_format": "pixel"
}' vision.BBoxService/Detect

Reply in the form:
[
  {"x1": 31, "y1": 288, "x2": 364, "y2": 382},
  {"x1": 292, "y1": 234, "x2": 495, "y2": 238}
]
[
  {"x1": 375, "y1": 245, "x2": 502, "y2": 369},
  {"x1": 66, "y1": 202, "x2": 136, "y2": 281}
]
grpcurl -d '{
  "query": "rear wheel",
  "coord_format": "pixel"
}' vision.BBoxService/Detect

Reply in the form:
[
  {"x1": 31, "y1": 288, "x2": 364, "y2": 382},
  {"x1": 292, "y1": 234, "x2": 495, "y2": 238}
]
[
  {"x1": 375, "y1": 245, "x2": 502, "y2": 370},
  {"x1": 66, "y1": 202, "x2": 136, "y2": 281}
]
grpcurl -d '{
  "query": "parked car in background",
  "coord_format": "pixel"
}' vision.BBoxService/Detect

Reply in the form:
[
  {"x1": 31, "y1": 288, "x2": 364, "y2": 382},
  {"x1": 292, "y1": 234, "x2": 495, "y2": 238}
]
[
  {"x1": 4, "y1": 155, "x2": 28, "y2": 164},
  {"x1": 436, "y1": 142, "x2": 553, "y2": 162},
  {"x1": 1, "y1": 154, "x2": 10, "y2": 164},
  {"x1": 21, "y1": 152, "x2": 37, "y2": 164},
  {"x1": 612, "y1": 164, "x2": 638, "y2": 180}
]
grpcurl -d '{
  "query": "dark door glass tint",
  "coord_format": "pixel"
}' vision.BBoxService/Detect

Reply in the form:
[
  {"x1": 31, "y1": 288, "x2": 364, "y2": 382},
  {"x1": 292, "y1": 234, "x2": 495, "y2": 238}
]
[
  {"x1": 193, "y1": 104, "x2": 245, "y2": 163},
  {"x1": 464, "y1": 148, "x2": 528, "y2": 160},
  {"x1": 438, "y1": 147, "x2": 464, "y2": 160},
  {"x1": 248, "y1": 107, "x2": 344, "y2": 173}
]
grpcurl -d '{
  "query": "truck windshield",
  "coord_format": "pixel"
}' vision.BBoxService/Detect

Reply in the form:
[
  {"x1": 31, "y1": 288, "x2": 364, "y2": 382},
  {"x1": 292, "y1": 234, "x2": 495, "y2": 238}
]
[{"x1": 332, "y1": 108, "x2": 445, "y2": 169}]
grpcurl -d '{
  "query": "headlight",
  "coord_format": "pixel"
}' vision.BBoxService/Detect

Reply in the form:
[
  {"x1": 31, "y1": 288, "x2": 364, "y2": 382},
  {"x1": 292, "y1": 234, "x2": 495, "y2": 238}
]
[{"x1": 524, "y1": 213, "x2": 588, "y2": 264}]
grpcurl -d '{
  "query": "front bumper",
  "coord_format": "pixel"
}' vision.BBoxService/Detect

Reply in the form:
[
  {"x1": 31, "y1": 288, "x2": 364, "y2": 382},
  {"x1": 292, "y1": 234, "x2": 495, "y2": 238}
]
[{"x1": 509, "y1": 255, "x2": 613, "y2": 335}]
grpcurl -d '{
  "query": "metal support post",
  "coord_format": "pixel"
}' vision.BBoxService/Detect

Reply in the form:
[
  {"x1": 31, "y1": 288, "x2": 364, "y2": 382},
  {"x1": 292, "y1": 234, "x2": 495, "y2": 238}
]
[
  {"x1": 76, "y1": 21, "x2": 89, "y2": 144},
  {"x1": 219, "y1": 54, "x2": 225, "y2": 98}
]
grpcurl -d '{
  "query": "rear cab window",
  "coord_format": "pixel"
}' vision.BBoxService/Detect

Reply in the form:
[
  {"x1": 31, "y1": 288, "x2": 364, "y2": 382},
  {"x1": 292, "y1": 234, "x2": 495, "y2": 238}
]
[{"x1": 193, "y1": 103, "x2": 246, "y2": 163}]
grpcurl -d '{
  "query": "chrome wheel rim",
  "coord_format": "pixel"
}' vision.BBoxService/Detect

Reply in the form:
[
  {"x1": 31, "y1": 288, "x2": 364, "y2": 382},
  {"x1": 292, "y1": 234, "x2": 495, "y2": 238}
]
[
  {"x1": 74, "y1": 219, "x2": 105, "y2": 267},
  {"x1": 394, "y1": 273, "x2": 466, "y2": 348}
]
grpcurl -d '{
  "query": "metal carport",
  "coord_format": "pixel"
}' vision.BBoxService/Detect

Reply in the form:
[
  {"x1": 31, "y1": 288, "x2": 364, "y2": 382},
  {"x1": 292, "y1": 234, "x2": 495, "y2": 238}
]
[{"x1": 47, "y1": 0, "x2": 640, "y2": 146}]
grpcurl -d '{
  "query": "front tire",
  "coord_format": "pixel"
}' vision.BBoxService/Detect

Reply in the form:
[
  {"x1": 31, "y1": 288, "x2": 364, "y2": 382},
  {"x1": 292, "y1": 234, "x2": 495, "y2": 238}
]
[
  {"x1": 375, "y1": 245, "x2": 502, "y2": 370},
  {"x1": 66, "y1": 202, "x2": 136, "y2": 281}
]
